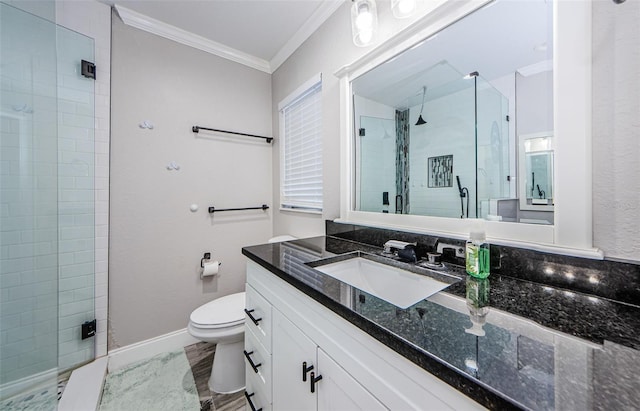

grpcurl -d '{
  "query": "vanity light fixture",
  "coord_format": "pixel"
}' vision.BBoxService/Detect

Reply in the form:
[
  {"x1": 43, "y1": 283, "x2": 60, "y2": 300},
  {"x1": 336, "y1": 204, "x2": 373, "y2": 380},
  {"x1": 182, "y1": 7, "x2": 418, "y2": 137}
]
[
  {"x1": 391, "y1": 0, "x2": 416, "y2": 18},
  {"x1": 415, "y1": 86, "x2": 427, "y2": 126},
  {"x1": 351, "y1": 0, "x2": 378, "y2": 47}
]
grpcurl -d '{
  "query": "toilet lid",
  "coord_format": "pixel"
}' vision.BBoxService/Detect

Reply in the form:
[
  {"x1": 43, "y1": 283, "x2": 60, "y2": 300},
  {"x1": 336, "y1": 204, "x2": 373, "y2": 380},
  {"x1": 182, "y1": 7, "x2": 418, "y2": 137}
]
[{"x1": 190, "y1": 292, "x2": 245, "y2": 328}]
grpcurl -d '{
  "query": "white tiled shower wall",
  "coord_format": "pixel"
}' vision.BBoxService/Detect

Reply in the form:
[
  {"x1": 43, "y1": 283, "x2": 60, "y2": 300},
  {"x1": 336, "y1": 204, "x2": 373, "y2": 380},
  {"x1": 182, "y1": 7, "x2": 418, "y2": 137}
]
[
  {"x1": 56, "y1": 0, "x2": 111, "y2": 366},
  {"x1": 1, "y1": 0, "x2": 110, "y2": 384},
  {"x1": 0, "y1": 4, "x2": 60, "y2": 384}
]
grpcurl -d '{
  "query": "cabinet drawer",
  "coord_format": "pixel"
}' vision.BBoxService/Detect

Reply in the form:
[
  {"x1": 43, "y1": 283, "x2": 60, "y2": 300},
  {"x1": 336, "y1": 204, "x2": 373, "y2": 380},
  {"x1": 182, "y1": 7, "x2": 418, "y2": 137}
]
[
  {"x1": 245, "y1": 326, "x2": 272, "y2": 403},
  {"x1": 246, "y1": 283, "x2": 272, "y2": 353},
  {"x1": 246, "y1": 374, "x2": 271, "y2": 411}
]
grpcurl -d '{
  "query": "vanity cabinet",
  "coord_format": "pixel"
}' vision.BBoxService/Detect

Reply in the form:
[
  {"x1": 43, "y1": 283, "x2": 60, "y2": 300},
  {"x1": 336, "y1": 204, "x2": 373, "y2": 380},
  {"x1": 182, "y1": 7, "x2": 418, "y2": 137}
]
[
  {"x1": 245, "y1": 260, "x2": 485, "y2": 411},
  {"x1": 272, "y1": 310, "x2": 386, "y2": 410}
]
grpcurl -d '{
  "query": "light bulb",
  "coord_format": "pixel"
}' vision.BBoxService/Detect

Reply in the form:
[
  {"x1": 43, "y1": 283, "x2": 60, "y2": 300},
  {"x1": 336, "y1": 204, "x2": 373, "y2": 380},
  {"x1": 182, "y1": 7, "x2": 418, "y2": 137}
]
[
  {"x1": 351, "y1": 0, "x2": 378, "y2": 47},
  {"x1": 392, "y1": 0, "x2": 416, "y2": 18},
  {"x1": 356, "y1": 7, "x2": 372, "y2": 29},
  {"x1": 358, "y1": 29, "x2": 373, "y2": 44}
]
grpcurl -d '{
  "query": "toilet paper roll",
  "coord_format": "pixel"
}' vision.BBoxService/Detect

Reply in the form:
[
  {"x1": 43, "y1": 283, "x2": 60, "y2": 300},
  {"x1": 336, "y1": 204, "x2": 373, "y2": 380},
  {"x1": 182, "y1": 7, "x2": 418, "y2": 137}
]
[{"x1": 201, "y1": 260, "x2": 220, "y2": 277}]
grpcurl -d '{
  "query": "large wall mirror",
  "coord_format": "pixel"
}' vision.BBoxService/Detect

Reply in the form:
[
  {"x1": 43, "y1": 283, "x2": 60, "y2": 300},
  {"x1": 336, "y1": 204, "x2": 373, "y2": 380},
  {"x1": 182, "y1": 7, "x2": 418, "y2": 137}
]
[
  {"x1": 352, "y1": 0, "x2": 552, "y2": 224},
  {"x1": 337, "y1": 0, "x2": 595, "y2": 254}
]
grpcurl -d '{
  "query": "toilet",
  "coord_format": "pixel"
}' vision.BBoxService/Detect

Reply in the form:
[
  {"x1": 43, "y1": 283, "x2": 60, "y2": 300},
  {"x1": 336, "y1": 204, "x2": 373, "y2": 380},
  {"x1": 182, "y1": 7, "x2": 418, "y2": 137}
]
[
  {"x1": 188, "y1": 235, "x2": 296, "y2": 393},
  {"x1": 188, "y1": 292, "x2": 246, "y2": 393}
]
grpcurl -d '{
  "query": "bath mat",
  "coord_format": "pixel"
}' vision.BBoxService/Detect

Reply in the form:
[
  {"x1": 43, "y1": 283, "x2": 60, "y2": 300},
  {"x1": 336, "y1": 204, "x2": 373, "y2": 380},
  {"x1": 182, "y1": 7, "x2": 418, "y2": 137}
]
[
  {"x1": 99, "y1": 350, "x2": 200, "y2": 411},
  {"x1": 0, "y1": 383, "x2": 58, "y2": 411}
]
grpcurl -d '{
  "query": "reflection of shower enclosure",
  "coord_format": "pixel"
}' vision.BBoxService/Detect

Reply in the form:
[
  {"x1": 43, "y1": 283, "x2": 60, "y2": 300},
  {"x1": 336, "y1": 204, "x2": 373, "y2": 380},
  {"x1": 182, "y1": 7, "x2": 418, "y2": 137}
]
[
  {"x1": 355, "y1": 61, "x2": 509, "y2": 219},
  {"x1": 1, "y1": 3, "x2": 95, "y2": 406},
  {"x1": 356, "y1": 116, "x2": 396, "y2": 213}
]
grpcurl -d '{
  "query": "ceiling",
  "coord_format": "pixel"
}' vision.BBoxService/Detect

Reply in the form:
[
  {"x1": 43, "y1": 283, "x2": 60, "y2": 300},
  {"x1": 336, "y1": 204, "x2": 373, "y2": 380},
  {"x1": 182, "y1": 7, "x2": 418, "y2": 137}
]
[
  {"x1": 352, "y1": 0, "x2": 553, "y2": 108},
  {"x1": 100, "y1": 0, "x2": 344, "y2": 73}
]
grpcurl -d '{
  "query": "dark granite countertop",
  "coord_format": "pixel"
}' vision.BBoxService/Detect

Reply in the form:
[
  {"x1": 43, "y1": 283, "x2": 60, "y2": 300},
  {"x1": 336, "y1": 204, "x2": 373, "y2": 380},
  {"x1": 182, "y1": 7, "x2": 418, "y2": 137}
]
[{"x1": 242, "y1": 236, "x2": 640, "y2": 411}]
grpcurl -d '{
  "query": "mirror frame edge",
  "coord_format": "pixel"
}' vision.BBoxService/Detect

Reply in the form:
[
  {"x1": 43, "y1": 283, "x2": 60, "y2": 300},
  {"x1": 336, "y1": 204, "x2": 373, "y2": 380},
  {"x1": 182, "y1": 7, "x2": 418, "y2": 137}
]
[{"x1": 336, "y1": 0, "x2": 601, "y2": 259}]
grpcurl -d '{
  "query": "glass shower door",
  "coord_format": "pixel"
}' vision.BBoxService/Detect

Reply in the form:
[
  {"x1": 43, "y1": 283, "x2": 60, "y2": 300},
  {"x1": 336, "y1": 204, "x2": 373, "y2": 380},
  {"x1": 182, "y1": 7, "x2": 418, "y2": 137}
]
[
  {"x1": 1, "y1": 3, "x2": 96, "y2": 406},
  {"x1": 1, "y1": 3, "x2": 60, "y2": 406},
  {"x1": 357, "y1": 115, "x2": 396, "y2": 213},
  {"x1": 476, "y1": 75, "x2": 510, "y2": 218}
]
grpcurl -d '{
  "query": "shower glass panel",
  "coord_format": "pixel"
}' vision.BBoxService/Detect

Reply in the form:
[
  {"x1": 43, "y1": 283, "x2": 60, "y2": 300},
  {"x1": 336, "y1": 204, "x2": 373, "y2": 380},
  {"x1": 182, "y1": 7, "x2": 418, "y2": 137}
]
[
  {"x1": 56, "y1": 23, "x2": 95, "y2": 373},
  {"x1": 1, "y1": 3, "x2": 60, "y2": 405},
  {"x1": 476, "y1": 75, "x2": 510, "y2": 219},
  {"x1": 357, "y1": 116, "x2": 396, "y2": 213},
  {"x1": 1, "y1": 3, "x2": 95, "y2": 405}
]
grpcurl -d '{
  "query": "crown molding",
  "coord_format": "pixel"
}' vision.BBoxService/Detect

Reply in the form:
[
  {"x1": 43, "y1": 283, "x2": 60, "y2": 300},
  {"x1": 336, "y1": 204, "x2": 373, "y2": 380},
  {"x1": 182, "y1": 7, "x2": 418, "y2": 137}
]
[
  {"x1": 269, "y1": 0, "x2": 344, "y2": 72},
  {"x1": 114, "y1": 4, "x2": 272, "y2": 73}
]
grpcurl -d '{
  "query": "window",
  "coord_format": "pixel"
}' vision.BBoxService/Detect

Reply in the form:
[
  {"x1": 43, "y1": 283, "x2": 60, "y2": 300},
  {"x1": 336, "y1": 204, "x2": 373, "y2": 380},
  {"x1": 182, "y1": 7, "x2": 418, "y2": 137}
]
[{"x1": 279, "y1": 74, "x2": 323, "y2": 212}]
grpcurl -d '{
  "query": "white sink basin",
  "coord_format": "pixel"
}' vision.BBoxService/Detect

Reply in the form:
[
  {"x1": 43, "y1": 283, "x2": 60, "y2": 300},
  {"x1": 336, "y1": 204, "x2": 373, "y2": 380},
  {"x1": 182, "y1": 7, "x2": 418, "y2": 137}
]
[{"x1": 313, "y1": 257, "x2": 455, "y2": 309}]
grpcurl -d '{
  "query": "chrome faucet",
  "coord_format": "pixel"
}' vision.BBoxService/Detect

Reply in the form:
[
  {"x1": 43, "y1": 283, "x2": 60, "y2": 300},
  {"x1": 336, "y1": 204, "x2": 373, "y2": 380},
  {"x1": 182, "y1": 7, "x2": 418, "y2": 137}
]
[{"x1": 383, "y1": 240, "x2": 416, "y2": 254}]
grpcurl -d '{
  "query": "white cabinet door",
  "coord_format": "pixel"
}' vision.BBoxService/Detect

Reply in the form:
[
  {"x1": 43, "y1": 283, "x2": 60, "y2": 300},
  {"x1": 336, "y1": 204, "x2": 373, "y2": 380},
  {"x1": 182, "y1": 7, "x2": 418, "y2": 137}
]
[
  {"x1": 317, "y1": 348, "x2": 387, "y2": 411},
  {"x1": 272, "y1": 310, "x2": 318, "y2": 410}
]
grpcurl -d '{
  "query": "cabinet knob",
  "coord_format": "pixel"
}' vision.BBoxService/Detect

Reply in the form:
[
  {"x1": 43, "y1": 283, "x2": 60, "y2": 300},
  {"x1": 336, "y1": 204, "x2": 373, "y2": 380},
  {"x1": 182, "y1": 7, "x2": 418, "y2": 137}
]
[
  {"x1": 243, "y1": 350, "x2": 262, "y2": 373},
  {"x1": 302, "y1": 361, "x2": 314, "y2": 382},
  {"x1": 244, "y1": 391, "x2": 263, "y2": 411},
  {"x1": 244, "y1": 308, "x2": 262, "y2": 326},
  {"x1": 310, "y1": 371, "x2": 323, "y2": 393}
]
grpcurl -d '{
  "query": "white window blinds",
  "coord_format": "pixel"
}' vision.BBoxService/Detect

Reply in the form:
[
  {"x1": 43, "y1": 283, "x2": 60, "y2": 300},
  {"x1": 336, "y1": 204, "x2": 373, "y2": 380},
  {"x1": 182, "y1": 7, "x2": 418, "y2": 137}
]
[{"x1": 279, "y1": 76, "x2": 323, "y2": 212}]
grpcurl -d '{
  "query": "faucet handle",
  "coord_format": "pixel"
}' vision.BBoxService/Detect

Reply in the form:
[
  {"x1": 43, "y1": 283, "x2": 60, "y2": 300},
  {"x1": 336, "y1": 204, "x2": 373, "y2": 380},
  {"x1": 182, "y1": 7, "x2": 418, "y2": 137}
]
[{"x1": 383, "y1": 240, "x2": 416, "y2": 254}]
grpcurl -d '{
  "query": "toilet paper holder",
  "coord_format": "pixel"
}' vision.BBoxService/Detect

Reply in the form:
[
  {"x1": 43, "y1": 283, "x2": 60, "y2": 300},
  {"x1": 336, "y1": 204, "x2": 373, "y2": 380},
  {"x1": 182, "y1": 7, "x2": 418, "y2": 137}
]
[{"x1": 201, "y1": 252, "x2": 222, "y2": 268}]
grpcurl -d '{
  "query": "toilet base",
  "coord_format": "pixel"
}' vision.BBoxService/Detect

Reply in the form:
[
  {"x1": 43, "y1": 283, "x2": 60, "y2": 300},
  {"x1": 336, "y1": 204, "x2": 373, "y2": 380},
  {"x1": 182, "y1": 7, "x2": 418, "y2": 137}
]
[{"x1": 209, "y1": 339, "x2": 245, "y2": 394}]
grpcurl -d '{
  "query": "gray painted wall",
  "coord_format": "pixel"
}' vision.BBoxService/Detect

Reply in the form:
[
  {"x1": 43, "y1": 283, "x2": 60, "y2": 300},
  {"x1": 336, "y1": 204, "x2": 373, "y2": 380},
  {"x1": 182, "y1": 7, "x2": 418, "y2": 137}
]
[{"x1": 110, "y1": 15, "x2": 272, "y2": 347}]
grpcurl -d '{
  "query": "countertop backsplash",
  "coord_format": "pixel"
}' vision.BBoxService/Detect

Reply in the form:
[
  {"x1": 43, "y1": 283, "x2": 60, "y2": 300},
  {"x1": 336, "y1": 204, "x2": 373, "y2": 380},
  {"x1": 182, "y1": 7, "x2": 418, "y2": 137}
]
[{"x1": 326, "y1": 220, "x2": 640, "y2": 306}]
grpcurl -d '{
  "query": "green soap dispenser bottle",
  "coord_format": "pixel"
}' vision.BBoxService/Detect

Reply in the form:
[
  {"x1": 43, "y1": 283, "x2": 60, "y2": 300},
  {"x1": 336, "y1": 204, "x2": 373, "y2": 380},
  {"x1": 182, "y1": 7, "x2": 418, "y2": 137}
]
[{"x1": 465, "y1": 230, "x2": 490, "y2": 279}]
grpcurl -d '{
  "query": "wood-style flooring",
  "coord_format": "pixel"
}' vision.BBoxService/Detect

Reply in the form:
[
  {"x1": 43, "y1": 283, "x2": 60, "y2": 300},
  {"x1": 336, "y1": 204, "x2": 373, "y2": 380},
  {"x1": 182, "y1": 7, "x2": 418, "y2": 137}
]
[{"x1": 184, "y1": 342, "x2": 245, "y2": 411}]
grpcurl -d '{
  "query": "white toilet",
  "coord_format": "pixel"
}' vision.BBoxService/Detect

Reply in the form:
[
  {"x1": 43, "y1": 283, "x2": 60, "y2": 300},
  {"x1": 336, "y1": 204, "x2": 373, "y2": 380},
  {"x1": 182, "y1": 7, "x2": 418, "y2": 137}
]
[
  {"x1": 188, "y1": 292, "x2": 246, "y2": 393},
  {"x1": 188, "y1": 235, "x2": 296, "y2": 394}
]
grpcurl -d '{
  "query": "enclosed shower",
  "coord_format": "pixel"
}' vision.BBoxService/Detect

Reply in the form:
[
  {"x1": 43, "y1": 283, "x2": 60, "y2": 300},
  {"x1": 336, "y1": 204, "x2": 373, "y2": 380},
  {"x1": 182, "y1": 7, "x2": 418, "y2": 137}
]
[
  {"x1": 1, "y1": 3, "x2": 97, "y2": 408},
  {"x1": 356, "y1": 60, "x2": 510, "y2": 219}
]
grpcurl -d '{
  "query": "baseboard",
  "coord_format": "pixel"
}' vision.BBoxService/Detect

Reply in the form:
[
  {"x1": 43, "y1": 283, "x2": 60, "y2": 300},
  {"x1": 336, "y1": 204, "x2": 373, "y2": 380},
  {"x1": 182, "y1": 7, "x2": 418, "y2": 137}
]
[
  {"x1": 107, "y1": 328, "x2": 199, "y2": 372},
  {"x1": 0, "y1": 368, "x2": 57, "y2": 400}
]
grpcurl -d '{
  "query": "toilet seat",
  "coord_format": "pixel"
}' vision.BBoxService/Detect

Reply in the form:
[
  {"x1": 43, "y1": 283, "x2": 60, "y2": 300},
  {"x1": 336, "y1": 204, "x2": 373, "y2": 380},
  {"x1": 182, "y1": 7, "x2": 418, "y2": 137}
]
[{"x1": 190, "y1": 292, "x2": 245, "y2": 329}]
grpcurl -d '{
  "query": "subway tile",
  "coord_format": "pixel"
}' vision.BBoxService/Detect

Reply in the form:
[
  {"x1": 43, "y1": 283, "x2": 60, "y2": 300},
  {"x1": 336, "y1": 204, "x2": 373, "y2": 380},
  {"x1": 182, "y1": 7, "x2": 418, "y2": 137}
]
[
  {"x1": 95, "y1": 283, "x2": 107, "y2": 298},
  {"x1": 6, "y1": 325, "x2": 34, "y2": 344},
  {"x1": 59, "y1": 276, "x2": 89, "y2": 291},
  {"x1": 74, "y1": 286, "x2": 94, "y2": 301},
  {"x1": 1, "y1": 230, "x2": 21, "y2": 245},
  {"x1": 59, "y1": 124, "x2": 89, "y2": 140},
  {"x1": 73, "y1": 213, "x2": 95, "y2": 227},
  {"x1": 59, "y1": 252, "x2": 75, "y2": 266},
  {"x1": 8, "y1": 284, "x2": 36, "y2": 300},
  {"x1": 59, "y1": 262, "x2": 94, "y2": 278},
  {"x1": 1, "y1": 272, "x2": 21, "y2": 288},
  {"x1": 74, "y1": 250, "x2": 95, "y2": 264},
  {"x1": 60, "y1": 226, "x2": 94, "y2": 240},
  {"x1": 33, "y1": 280, "x2": 56, "y2": 297},
  {"x1": 59, "y1": 239, "x2": 93, "y2": 253},
  {"x1": 33, "y1": 253, "x2": 57, "y2": 270},
  {"x1": 1, "y1": 314, "x2": 21, "y2": 332},
  {"x1": 59, "y1": 290, "x2": 75, "y2": 305}
]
